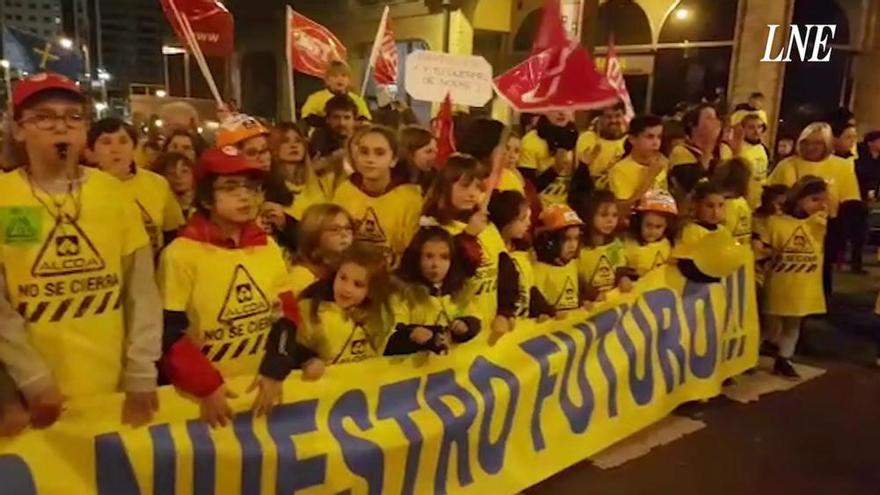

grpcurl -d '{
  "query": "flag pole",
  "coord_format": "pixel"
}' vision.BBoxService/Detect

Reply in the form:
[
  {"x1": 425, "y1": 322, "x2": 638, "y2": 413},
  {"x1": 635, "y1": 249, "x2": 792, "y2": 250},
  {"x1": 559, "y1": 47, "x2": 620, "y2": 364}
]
[
  {"x1": 360, "y1": 5, "x2": 389, "y2": 96},
  {"x1": 168, "y1": 0, "x2": 223, "y2": 104},
  {"x1": 286, "y1": 6, "x2": 297, "y2": 122}
]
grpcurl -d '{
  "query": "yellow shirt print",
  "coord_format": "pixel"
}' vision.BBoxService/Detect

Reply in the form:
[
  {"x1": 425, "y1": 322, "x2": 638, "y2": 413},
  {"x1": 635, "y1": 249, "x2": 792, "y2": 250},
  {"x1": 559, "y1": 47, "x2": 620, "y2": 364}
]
[
  {"x1": 332, "y1": 181, "x2": 423, "y2": 266},
  {"x1": 509, "y1": 250, "x2": 535, "y2": 318},
  {"x1": 540, "y1": 173, "x2": 572, "y2": 209},
  {"x1": 724, "y1": 196, "x2": 753, "y2": 245},
  {"x1": 624, "y1": 238, "x2": 671, "y2": 276},
  {"x1": 159, "y1": 237, "x2": 290, "y2": 379},
  {"x1": 761, "y1": 214, "x2": 827, "y2": 316},
  {"x1": 534, "y1": 260, "x2": 580, "y2": 311},
  {"x1": 118, "y1": 168, "x2": 185, "y2": 255},
  {"x1": 0, "y1": 168, "x2": 149, "y2": 396},
  {"x1": 578, "y1": 240, "x2": 626, "y2": 293},
  {"x1": 298, "y1": 300, "x2": 381, "y2": 364},
  {"x1": 442, "y1": 221, "x2": 507, "y2": 325}
]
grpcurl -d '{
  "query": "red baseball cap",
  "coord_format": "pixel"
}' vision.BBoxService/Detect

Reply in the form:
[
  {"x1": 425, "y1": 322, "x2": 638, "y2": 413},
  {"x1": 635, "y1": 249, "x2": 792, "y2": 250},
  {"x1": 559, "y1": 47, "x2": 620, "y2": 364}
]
[
  {"x1": 12, "y1": 72, "x2": 85, "y2": 112},
  {"x1": 196, "y1": 146, "x2": 265, "y2": 182}
]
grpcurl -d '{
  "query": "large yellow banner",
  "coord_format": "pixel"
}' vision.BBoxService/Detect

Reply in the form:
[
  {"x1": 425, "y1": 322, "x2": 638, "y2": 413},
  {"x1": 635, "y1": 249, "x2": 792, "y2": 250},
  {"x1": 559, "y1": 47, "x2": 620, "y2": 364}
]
[{"x1": 0, "y1": 263, "x2": 757, "y2": 495}]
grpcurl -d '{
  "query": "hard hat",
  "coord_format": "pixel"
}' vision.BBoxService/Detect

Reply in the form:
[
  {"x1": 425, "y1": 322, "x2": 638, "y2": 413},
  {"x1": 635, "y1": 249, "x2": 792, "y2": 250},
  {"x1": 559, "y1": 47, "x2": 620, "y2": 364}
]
[
  {"x1": 537, "y1": 204, "x2": 583, "y2": 234},
  {"x1": 216, "y1": 114, "x2": 269, "y2": 148},
  {"x1": 636, "y1": 189, "x2": 679, "y2": 215}
]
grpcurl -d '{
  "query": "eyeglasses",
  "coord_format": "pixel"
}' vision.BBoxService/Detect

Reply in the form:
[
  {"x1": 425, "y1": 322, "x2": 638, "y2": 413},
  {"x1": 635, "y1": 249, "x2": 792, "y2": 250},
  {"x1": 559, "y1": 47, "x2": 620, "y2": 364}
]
[
  {"x1": 21, "y1": 112, "x2": 87, "y2": 131},
  {"x1": 213, "y1": 180, "x2": 262, "y2": 195}
]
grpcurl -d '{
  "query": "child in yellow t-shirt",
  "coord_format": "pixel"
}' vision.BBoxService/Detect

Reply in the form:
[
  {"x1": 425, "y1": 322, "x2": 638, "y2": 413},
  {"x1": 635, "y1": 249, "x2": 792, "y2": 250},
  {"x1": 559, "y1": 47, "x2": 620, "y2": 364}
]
[
  {"x1": 301, "y1": 61, "x2": 371, "y2": 123},
  {"x1": 297, "y1": 243, "x2": 391, "y2": 371},
  {"x1": 488, "y1": 190, "x2": 556, "y2": 320},
  {"x1": 625, "y1": 190, "x2": 678, "y2": 277},
  {"x1": 712, "y1": 158, "x2": 753, "y2": 245},
  {"x1": 534, "y1": 204, "x2": 588, "y2": 313},
  {"x1": 386, "y1": 227, "x2": 481, "y2": 355},
  {"x1": 759, "y1": 175, "x2": 828, "y2": 379},
  {"x1": 752, "y1": 185, "x2": 788, "y2": 288},
  {"x1": 290, "y1": 204, "x2": 354, "y2": 295},
  {"x1": 576, "y1": 190, "x2": 632, "y2": 300},
  {"x1": 87, "y1": 117, "x2": 186, "y2": 256},
  {"x1": 519, "y1": 112, "x2": 581, "y2": 208},
  {"x1": 679, "y1": 181, "x2": 729, "y2": 245},
  {"x1": 159, "y1": 148, "x2": 312, "y2": 425}
]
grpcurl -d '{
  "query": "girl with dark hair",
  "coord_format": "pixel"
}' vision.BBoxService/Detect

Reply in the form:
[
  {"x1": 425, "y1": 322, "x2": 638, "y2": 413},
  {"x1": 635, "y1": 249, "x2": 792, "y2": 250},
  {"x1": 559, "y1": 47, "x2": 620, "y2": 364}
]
[
  {"x1": 423, "y1": 154, "x2": 518, "y2": 341},
  {"x1": 398, "y1": 125, "x2": 438, "y2": 192},
  {"x1": 385, "y1": 227, "x2": 480, "y2": 355},
  {"x1": 713, "y1": 158, "x2": 753, "y2": 245},
  {"x1": 679, "y1": 181, "x2": 728, "y2": 244},
  {"x1": 154, "y1": 151, "x2": 197, "y2": 219},
  {"x1": 758, "y1": 176, "x2": 829, "y2": 379},
  {"x1": 576, "y1": 190, "x2": 632, "y2": 300},
  {"x1": 625, "y1": 190, "x2": 678, "y2": 277},
  {"x1": 163, "y1": 129, "x2": 202, "y2": 162},
  {"x1": 534, "y1": 204, "x2": 588, "y2": 312}
]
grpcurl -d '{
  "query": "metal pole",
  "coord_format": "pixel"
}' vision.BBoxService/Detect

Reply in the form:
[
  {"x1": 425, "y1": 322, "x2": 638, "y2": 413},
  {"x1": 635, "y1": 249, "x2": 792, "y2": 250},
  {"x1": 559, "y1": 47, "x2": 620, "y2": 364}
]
[
  {"x1": 442, "y1": 0, "x2": 452, "y2": 53},
  {"x1": 4, "y1": 67, "x2": 11, "y2": 105},
  {"x1": 163, "y1": 53, "x2": 170, "y2": 95},
  {"x1": 82, "y1": 44, "x2": 91, "y2": 80},
  {"x1": 184, "y1": 51, "x2": 191, "y2": 97}
]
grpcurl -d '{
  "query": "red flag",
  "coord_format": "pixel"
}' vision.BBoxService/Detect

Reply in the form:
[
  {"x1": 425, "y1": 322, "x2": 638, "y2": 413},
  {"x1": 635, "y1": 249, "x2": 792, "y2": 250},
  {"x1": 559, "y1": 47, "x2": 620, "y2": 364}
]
[
  {"x1": 606, "y1": 36, "x2": 634, "y2": 119},
  {"x1": 160, "y1": 0, "x2": 234, "y2": 57},
  {"x1": 493, "y1": 0, "x2": 618, "y2": 113},
  {"x1": 432, "y1": 93, "x2": 456, "y2": 169},
  {"x1": 372, "y1": 14, "x2": 398, "y2": 85},
  {"x1": 289, "y1": 11, "x2": 347, "y2": 78}
]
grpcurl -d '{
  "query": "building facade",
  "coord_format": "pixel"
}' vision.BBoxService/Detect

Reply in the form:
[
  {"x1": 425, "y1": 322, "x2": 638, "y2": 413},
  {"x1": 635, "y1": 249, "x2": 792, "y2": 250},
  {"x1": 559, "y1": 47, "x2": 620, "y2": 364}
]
[{"x1": 1, "y1": 0, "x2": 63, "y2": 38}]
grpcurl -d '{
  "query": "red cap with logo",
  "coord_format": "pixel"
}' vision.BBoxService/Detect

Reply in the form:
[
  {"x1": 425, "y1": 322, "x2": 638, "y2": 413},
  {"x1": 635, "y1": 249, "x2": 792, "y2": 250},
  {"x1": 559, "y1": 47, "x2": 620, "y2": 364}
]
[
  {"x1": 196, "y1": 146, "x2": 265, "y2": 181},
  {"x1": 12, "y1": 72, "x2": 85, "y2": 112}
]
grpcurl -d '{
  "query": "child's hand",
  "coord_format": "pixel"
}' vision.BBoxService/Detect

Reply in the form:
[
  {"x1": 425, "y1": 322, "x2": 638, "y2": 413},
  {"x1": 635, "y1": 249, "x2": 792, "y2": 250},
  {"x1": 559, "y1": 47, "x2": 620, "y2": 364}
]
[
  {"x1": 200, "y1": 385, "x2": 237, "y2": 428},
  {"x1": 247, "y1": 375, "x2": 283, "y2": 417},
  {"x1": 0, "y1": 400, "x2": 30, "y2": 437},
  {"x1": 465, "y1": 210, "x2": 489, "y2": 236},
  {"x1": 410, "y1": 327, "x2": 434, "y2": 345},
  {"x1": 580, "y1": 143, "x2": 602, "y2": 166},
  {"x1": 261, "y1": 202, "x2": 287, "y2": 229},
  {"x1": 301, "y1": 358, "x2": 325, "y2": 381},
  {"x1": 618, "y1": 276, "x2": 635, "y2": 293},
  {"x1": 122, "y1": 390, "x2": 159, "y2": 427},
  {"x1": 488, "y1": 316, "x2": 512, "y2": 346},
  {"x1": 25, "y1": 385, "x2": 64, "y2": 429},
  {"x1": 448, "y1": 319, "x2": 469, "y2": 336}
]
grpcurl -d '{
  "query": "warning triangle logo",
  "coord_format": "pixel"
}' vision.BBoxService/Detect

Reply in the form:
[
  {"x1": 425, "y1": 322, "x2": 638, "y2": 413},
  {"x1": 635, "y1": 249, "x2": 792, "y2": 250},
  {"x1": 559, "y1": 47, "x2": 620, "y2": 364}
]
[
  {"x1": 782, "y1": 226, "x2": 814, "y2": 254},
  {"x1": 136, "y1": 201, "x2": 160, "y2": 252},
  {"x1": 31, "y1": 217, "x2": 106, "y2": 277},
  {"x1": 334, "y1": 325, "x2": 374, "y2": 364},
  {"x1": 555, "y1": 276, "x2": 579, "y2": 310},
  {"x1": 735, "y1": 214, "x2": 751, "y2": 238},
  {"x1": 355, "y1": 207, "x2": 387, "y2": 244},
  {"x1": 651, "y1": 250, "x2": 667, "y2": 270},
  {"x1": 590, "y1": 255, "x2": 616, "y2": 288},
  {"x1": 5, "y1": 215, "x2": 38, "y2": 243},
  {"x1": 218, "y1": 264, "x2": 271, "y2": 324}
]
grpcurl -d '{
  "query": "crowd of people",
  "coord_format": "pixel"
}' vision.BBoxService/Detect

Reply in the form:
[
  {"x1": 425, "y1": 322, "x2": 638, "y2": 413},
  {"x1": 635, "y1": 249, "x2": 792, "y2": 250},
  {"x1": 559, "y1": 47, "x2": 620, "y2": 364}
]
[{"x1": 0, "y1": 61, "x2": 875, "y2": 436}]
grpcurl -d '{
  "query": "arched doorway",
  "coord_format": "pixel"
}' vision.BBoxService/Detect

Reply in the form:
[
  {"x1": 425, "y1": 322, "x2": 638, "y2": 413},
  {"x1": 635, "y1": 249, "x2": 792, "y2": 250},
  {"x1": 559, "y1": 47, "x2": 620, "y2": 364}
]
[
  {"x1": 652, "y1": 0, "x2": 740, "y2": 116},
  {"x1": 779, "y1": 0, "x2": 852, "y2": 131},
  {"x1": 591, "y1": 0, "x2": 653, "y2": 114}
]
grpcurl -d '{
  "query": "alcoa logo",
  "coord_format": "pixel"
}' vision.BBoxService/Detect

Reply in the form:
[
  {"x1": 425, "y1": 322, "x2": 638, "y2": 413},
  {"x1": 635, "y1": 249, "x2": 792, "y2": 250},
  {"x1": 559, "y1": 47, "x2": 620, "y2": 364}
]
[{"x1": 761, "y1": 24, "x2": 837, "y2": 63}]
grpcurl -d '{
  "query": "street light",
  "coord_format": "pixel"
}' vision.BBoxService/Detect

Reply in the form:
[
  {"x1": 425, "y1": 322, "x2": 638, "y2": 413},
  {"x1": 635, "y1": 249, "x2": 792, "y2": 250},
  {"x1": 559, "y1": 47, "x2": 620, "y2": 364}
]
[
  {"x1": 58, "y1": 37, "x2": 74, "y2": 50},
  {"x1": 156, "y1": 89, "x2": 167, "y2": 98},
  {"x1": 97, "y1": 69, "x2": 111, "y2": 82},
  {"x1": 674, "y1": 7, "x2": 691, "y2": 21}
]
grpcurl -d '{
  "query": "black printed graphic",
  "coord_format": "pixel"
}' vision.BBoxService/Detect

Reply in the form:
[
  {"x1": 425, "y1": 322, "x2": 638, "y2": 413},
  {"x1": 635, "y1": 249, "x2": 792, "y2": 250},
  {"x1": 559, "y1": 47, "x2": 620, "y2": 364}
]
[
  {"x1": 217, "y1": 264, "x2": 270, "y2": 324},
  {"x1": 31, "y1": 218, "x2": 106, "y2": 277},
  {"x1": 782, "y1": 226, "x2": 814, "y2": 254},
  {"x1": 136, "y1": 201, "x2": 160, "y2": 252},
  {"x1": 652, "y1": 250, "x2": 667, "y2": 270},
  {"x1": 555, "y1": 276, "x2": 579, "y2": 310},
  {"x1": 590, "y1": 255, "x2": 616, "y2": 288},
  {"x1": 355, "y1": 207, "x2": 387, "y2": 244}
]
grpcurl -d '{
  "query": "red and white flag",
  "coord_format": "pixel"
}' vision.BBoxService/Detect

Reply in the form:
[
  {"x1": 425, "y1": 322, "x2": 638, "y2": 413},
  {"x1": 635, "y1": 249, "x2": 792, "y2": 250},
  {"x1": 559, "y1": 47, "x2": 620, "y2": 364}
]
[
  {"x1": 287, "y1": 8, "x2": 347, "y2": 78},
  {"x1": 605, "y1": 36, "x2": 634, "y2": 120},
  {"x1": 369, "y1": 7, "x2": 398, "y2": 86},
  {"x1": 160, "y1": 0, "x2": 234, "y2": 57},
  {"x1": 432, "y1": 93, "x2": 456, "y2": 169}
]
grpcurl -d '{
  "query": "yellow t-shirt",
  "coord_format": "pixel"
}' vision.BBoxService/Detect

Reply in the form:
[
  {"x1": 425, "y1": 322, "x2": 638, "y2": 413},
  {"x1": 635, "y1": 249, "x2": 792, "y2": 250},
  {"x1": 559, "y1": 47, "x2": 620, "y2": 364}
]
[
  {"x1": 286, "y1": 169, "x2": 345, "y2": 221},
  {"x1": 575, "y1": 131, "x2": 627, "y2": 187},
  {"x1": 767, "y1": 155, "x2": 861, "y2": 217},
  {"x1": 624, "y1": 238, "x2": 671, "y2": 276},
  {"x1": 390, "y1": 288, "x2": 475, "y2": 329},
  {"x1": 301, "y1": 89, "x2": 372, "y2": 120},
  {"x1": 534, "y1": 260, "x2": 580, "y2": 311},
  {"x1": 540, "y1": 173, "x2": 572, "y2": 209},
  {"x1": 761, "y1": 214, "x2": 827, "y2": 316},
  {"x1": 724, "y1": 196, "x2": 753, "y2": 245},
  {"x1": 332, "y1": 181, "x2": 422, "y2": 266},
  {"x1": 679, "y1": 222, "x2": 729, "y2": 245},
  {"x1": 0, "y1": 168, "x2": 149, "y2": 396},
  {"x1": 519, "y1": 130, "x2": 554, "y2": 172},
  {"x1": 497, "y1": 168, "x2": 526, "y2": 194},
  {"x1": 119, "y1": 168, "x2": 185, "y2": 255},
  {"x1": 289, "y1": 264, "x2": 318, "y2": 297},
  {"x1": 441, "y1": 221, "x2": 507, "y2": 325},
  {"x1": 739, "y1": 143, "x2": 770, "y2": 208},
  {"x1": 669, "y1": 142, "x2": 734, "y2": 168},
  {"x1": 158, "y1": 236, "x2": 291, "y2": 379},
  {"x1": 608, "y1": 155, "x2": 669, "y2": 201},
  {"x1": 297, "y1": 299, "x2": 382, "y2": 364},
  {"x1": 509, "y1": 250, "x2": 535, "y2": 318},
  {"x1": 578, "y1": 239, "x2": 626, "y2": 293}
]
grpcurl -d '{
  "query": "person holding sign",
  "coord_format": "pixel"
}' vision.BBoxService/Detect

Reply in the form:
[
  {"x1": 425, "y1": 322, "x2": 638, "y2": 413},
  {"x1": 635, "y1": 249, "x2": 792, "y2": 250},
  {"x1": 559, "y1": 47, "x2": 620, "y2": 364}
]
[
  {"x1": 301, "y1": 61, "x2": 372, "y2": 124},
  {"x1": 0, "y1": 72, "x2": 162, "y2": 430},
  {"x1": 158, "y1": 147, "x2": 310, "y2": 425}
]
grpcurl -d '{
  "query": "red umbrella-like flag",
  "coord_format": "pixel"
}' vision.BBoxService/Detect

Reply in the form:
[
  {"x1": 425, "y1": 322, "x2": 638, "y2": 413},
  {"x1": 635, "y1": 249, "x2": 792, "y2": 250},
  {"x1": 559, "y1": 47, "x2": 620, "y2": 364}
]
[{"x1": 494, "y1": 0, "x2": 619, "y2": 113}]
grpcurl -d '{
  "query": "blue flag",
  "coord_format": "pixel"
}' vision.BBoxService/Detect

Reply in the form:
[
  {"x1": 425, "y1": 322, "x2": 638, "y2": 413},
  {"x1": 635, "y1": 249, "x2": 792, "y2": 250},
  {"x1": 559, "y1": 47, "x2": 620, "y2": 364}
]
[{"x1": 2, "y1": 26, "x2": 84, "y2": 79}]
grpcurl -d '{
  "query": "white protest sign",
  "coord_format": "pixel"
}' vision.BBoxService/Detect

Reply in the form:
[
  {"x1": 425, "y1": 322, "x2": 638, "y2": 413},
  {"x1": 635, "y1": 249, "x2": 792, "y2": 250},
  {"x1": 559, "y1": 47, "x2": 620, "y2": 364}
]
[{"x1": 405, "y1": 51, "x2": 493, "y2": 107}]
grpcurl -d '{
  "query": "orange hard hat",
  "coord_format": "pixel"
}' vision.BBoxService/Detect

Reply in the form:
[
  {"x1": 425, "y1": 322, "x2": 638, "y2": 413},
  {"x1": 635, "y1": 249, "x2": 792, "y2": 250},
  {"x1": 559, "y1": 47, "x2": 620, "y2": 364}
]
[
  {"x1": 537, "y1": 204, "x2": 584, "y2": 234},
  {"x1": 636, "y1": 189, "x2": 679, "y2": 215},
  {"x1": 216, "y1": 114, "x2": 269, "y2": 148}
]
